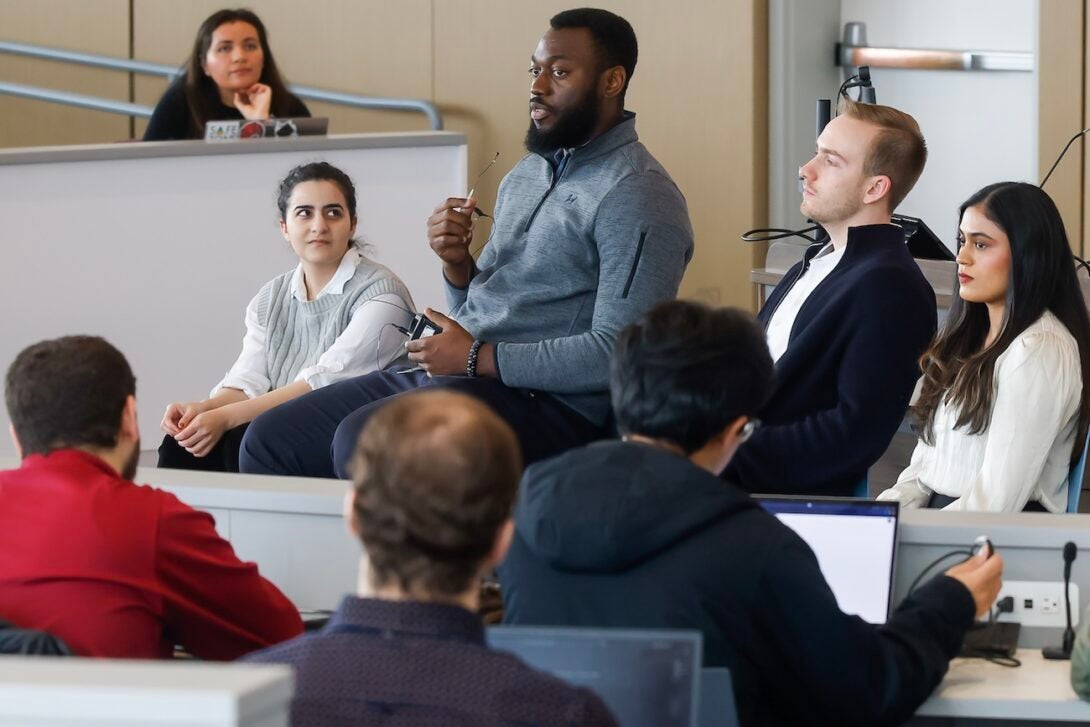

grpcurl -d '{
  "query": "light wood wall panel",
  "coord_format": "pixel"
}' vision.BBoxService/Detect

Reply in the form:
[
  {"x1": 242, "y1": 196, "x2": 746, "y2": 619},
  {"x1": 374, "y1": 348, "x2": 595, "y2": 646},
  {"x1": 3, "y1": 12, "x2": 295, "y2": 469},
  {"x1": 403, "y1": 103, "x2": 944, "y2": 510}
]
[
  {"x1": 434, "y1": 0, "x2": 769, "y2": 310},
  {"x1": 1038, "y1": 0, "x2": 1084, "y2": 254},
  {"x1": 131, "y1": 0, "x2": 433, "y2": 138},
  {"x1": 0, "y1": 0, "x2": 130, "y2": 147},
  {"x1": 4, "y1": 0, "x2": 768, "y2": 310}
]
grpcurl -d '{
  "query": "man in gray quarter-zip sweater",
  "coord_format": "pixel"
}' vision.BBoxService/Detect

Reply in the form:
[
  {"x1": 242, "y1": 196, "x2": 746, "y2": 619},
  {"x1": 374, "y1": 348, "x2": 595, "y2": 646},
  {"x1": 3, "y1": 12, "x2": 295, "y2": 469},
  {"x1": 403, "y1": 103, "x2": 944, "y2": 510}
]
[{"x1": 239, "y1": 8, "x2": 694, "y2": 479}]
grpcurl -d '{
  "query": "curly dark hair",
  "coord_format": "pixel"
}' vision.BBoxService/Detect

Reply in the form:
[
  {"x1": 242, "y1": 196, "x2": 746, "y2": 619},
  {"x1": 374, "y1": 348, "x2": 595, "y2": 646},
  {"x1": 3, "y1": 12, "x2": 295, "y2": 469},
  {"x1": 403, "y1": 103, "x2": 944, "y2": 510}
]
[{"x1": 5, "y1": 336, "x2": 136, "y2": 456}]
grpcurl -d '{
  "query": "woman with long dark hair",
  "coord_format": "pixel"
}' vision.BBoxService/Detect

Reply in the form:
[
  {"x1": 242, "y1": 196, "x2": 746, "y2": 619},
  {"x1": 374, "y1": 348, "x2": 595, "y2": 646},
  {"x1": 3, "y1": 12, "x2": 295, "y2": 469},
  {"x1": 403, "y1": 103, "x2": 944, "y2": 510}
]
[
  {"x1": 143, "y1": 8, "x2": 309, "y2": 141},
  {"x1": 878, "y1": 181, "x2": 1090, "y2": 511}
]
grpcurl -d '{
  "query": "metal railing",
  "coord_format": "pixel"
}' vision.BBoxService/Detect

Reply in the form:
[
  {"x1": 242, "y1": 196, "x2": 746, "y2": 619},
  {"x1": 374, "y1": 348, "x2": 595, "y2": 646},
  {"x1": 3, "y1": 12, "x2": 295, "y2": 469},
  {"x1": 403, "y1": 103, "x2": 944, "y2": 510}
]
[
  {"x1": 0, "y1": 39, "x2": 443, "y2": 129},
  {"x1": 837, "y1": 22, "x2": 1034, "y2": 73}
]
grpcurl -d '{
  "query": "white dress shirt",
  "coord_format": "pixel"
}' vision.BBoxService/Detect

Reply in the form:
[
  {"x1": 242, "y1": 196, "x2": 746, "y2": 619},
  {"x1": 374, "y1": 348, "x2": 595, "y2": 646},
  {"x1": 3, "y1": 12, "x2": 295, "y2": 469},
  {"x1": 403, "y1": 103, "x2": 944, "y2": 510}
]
[
  {"x1": 765, "y1": 243, "x2": 847, "y2": 362},
  {"x1": 877, "y1": 312, "x2": 1082, "y2": 512},
  {"x1": 213, "y1": 249, "x2": 413, "y2": 398}
]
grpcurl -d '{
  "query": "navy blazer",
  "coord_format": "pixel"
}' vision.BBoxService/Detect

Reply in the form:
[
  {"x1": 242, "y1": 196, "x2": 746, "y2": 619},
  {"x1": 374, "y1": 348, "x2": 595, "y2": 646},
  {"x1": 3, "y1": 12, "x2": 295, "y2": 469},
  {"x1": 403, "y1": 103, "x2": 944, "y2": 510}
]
[{"x1": 727, "y1": 224, "x2": 937, "y2": 495}]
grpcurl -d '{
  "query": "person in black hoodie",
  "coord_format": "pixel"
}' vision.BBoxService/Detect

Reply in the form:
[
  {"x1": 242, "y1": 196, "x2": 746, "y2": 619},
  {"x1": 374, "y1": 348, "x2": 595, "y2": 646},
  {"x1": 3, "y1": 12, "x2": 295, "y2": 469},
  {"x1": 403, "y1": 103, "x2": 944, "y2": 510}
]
[
  {"x1": 499, "y1": 300, "x2": 1004, "y2": 727},
  {"x1": 727, "y1": 98, "x2": 937, "y2": 496}
]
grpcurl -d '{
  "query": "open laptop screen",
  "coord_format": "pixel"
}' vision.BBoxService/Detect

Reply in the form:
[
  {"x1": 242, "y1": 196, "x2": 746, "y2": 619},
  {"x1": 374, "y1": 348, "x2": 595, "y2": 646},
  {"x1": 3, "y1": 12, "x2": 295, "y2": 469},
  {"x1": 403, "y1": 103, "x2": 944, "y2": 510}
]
[
  {"x1": 487, "y1": 626, "x2": 701, "y2": 727},
  {"x1": 204, "y1": 117, "x2": 329, "y2": 141},
  {"x1": 756, "y1": 497, "x2": 899, "y2": 624}
]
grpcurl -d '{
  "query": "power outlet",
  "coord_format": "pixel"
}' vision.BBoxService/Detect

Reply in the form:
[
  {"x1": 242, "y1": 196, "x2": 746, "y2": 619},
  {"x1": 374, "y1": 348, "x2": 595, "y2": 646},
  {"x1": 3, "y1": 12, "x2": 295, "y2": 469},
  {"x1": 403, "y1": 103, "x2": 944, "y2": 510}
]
[{"x1": 995, "y1": 580, "x2": 1078, "y2": 628}]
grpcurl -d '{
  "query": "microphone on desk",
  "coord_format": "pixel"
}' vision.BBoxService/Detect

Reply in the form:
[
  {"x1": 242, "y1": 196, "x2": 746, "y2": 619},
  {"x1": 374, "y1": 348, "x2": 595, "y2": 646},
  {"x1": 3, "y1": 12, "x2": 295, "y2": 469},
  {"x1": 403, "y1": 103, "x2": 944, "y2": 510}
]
[{"x1": 1043, "y1": 541, "x2": 1078, "y2": 660}]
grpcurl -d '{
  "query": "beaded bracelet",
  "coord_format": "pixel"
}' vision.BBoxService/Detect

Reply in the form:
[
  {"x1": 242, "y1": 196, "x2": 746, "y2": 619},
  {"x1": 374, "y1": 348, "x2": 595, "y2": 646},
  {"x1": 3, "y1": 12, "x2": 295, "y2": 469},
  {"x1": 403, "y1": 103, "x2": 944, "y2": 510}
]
[{"x1": 466, "y1": 340, "x2": 483, "y2": 378}]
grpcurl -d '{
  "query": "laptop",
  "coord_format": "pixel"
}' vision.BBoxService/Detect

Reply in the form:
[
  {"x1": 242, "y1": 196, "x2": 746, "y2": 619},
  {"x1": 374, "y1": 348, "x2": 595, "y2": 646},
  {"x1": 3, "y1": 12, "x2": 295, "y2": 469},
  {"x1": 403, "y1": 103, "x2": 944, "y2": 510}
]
[
  {"x1": 204, "y1": 117, "x2": 329, "y2": 141},
  {"x1": 487, "y1": 626, "x2": 703, "y2": 727},
  {"x1": 756, "y1": 497, "x2": 899, "y2": 624},
  {"x1": 698, "y1": 668, "x2": 739, "y2": 727}
]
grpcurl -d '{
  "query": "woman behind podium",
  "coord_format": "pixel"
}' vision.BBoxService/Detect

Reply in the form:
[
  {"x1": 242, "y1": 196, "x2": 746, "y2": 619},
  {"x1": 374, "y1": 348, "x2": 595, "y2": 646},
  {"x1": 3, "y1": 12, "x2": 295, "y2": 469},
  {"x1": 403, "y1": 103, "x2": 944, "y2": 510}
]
[
  {"x1": 143, "y1": 8, "x2": 309, "y2": 141},
  {"x1": 878, "y1": 182, "x2": 1090, "y2": 512},
  {"x1": 157, "y1": 162, "x2": 415, "y2": 472}
]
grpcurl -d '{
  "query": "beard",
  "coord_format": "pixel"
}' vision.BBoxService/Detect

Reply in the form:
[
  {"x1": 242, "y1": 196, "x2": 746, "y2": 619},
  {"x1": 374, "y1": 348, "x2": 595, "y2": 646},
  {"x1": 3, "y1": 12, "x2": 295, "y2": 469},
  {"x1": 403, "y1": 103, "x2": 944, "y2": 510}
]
[
  {"x1": 524, "y1": 88, "x2": 601, "y2": 156},
  {"x1": 120, "y1": 438, "x2": 141, "y2": 481},
  {"x1": 801, "y1": 187, "x2": 865, "y2": 227}
]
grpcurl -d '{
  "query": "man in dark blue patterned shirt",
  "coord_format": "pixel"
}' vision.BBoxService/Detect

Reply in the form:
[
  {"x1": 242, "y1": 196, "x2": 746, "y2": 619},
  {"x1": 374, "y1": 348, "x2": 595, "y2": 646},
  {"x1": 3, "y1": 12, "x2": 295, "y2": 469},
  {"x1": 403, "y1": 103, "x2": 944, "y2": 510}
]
[{"x1": 244, "y1": 389, "x2": 615, "y2": 726}]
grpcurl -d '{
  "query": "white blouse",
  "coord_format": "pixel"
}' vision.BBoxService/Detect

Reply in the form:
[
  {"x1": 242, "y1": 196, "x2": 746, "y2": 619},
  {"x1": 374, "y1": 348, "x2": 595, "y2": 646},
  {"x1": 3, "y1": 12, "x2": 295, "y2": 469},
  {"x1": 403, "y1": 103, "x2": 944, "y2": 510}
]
[
  {"x1": 213, "y1": 249, "x2": 413, "y2": 398},
  {"x1": 877, "y1": 311, "x2": 1082, "y2": 513}
]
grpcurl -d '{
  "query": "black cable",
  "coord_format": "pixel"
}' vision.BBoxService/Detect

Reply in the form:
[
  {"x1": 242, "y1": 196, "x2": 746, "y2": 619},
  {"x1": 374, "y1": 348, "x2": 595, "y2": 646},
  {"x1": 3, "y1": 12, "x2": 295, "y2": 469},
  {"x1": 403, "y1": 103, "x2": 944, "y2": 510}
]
[
  {"x1": 1040, "y1": 127, "x2": 1090, "y2": 188},
  {"x1": 360, "y1": 297, "x2": 415, "y2": 375},
  {"x1": 914, "y1": 552, "x2": 1023, "y2": 669},
  {"x1": 1074, "y1": 255, "x2": 1090, "y2": 278},
  {"x1": 836, "y1": 76, "x2": 856, "y2": 106},
  {"x1": 740, "y1": 225, "x2": 826, "y2": 243},
  {"x1": 375, "y1": 322, "x2": 413, "y2": 376},
  {"x1": 907, "y1": 549, "x2": 973, "y2": 595},
  {"x1": 835, "y1": 68, "x2": 872, "y2": 112},
  {"x1": 361, "y1": 297, "x2": 415, "y2": 317},
  {"x1": 468, "y1": 215, "x2": 496, "y2": 258}
]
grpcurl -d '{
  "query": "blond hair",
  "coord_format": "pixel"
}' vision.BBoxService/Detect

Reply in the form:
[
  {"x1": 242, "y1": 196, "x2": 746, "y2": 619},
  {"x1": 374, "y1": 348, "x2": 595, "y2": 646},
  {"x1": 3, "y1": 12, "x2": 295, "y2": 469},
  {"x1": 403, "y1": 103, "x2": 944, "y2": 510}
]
[{"x1": 841, "y1": 97, "x2": 927, "y2": 211}]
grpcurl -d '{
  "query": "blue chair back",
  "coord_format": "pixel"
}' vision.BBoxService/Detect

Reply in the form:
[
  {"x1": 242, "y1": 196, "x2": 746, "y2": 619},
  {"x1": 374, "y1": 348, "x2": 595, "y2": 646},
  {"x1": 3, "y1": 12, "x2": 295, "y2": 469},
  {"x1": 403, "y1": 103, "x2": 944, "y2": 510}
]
[
  {"x1": 853, "y1": 475, "x2": 869, "y2": 499},
  {"x1": 1068, "y1": 432, "x2": 1090, "y2": 513}
]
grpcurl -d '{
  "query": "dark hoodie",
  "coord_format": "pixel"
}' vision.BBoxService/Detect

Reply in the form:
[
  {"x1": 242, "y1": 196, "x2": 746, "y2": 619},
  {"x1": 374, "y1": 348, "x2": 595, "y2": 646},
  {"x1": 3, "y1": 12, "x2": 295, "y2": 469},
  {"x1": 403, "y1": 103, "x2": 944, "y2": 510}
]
[{"x1": 498, "y1": 441, "x2": 975, "y2": 727}]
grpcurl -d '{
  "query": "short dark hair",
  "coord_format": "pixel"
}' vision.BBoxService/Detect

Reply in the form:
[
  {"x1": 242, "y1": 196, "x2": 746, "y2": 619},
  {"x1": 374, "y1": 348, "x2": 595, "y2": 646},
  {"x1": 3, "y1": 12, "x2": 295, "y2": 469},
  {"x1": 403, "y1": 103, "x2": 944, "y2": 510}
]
[
  {"x1": 550, "y1": 8, "x2": 638, "y2": 100},
  {"x1": 276, "y1": 161, "x2": 358, "y2": 221},
  {"x1": 5, "y1": 336, "x2": 136, "y2": 457},
  {"x1": 350, "y1": 391, "x2": 522, "y2": 597},
  {"x1": 611, "y1": 301, "x2": 775, "y2": 454}
]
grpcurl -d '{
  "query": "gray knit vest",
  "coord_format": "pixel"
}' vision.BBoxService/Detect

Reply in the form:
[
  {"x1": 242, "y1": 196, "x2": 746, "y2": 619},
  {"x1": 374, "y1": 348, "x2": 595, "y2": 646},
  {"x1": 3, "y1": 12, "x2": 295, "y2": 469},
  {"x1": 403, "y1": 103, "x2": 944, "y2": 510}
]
[{"x1": 256, "y1": 259, "x2": 414, "y2": 389}]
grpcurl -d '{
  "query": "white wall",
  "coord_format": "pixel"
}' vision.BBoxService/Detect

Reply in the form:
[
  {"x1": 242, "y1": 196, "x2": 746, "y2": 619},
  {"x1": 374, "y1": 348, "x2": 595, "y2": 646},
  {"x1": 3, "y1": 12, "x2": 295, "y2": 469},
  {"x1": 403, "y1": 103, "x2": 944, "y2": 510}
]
[
  {"x1": 839, "y1": 0, "x2": 1038, "y2": 247},
  {"x1": 770, "y1": 0, "x2": 1038, "y2": 250},
  {"x1": 768, "y1": 0, "x2": 842, "y2": 232}
]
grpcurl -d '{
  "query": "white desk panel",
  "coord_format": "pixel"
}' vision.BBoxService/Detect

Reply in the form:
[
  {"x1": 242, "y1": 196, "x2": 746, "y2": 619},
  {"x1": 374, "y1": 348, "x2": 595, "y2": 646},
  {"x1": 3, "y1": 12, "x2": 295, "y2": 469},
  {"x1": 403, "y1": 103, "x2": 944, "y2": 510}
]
[
  {"x1": 0, "y1": 132, "x2": 466, "y2": 458},
  {"x1": 0, "y1": 657, "x2": 292, "y2": 726}
]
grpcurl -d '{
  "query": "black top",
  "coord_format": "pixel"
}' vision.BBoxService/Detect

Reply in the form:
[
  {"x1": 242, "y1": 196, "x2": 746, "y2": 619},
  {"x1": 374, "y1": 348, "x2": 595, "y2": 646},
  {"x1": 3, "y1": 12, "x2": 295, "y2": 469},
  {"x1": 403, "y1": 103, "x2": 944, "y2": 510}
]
[
  {"x1": 143, "y1": 75, "x2": 311, "y2": 141},
  {"x1": 727, "y1": 223, "x2": 937, "y2": 495},
  {"x1": 244, "y1": 595, "x2": 617, "y2": 726},
  {"x1": 499, "y1": 441, "x2": 975, "y2": 727}
]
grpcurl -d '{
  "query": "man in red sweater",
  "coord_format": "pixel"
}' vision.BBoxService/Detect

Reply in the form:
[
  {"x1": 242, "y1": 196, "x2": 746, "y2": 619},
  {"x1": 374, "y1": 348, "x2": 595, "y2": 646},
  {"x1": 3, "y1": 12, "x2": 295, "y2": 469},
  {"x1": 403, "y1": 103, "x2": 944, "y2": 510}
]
[{"x1": 0, "y1": 335, "x2": 302, "y2": 659}]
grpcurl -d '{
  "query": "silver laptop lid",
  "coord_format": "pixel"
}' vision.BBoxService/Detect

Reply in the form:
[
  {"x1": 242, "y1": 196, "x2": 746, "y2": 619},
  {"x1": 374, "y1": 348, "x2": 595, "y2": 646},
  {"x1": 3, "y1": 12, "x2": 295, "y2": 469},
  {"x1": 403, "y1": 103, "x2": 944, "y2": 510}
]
[{"x1": 487, "y1": 626, "x2": 702, "y2": 727}]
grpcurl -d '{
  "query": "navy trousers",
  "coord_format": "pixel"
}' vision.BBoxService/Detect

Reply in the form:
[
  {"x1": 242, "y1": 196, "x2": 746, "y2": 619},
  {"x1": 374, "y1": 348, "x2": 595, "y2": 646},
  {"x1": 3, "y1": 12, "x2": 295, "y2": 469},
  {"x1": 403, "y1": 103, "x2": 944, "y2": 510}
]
[
  {"x1": 158, "y1": 424, "x2": 249, "y2": 473},
  {"x1": 238, "y1": 370, "x2": 603, "y2": 479}
]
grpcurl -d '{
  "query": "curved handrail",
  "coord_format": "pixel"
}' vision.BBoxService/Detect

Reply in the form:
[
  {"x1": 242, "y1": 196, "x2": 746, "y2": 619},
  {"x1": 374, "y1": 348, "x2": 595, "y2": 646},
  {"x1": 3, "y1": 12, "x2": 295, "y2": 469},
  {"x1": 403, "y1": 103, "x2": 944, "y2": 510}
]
[
  {"x1": 0, "y1": 80, "x2": 153, "y2": 117},
  {"x1": 0, "y1": 39, "x2": 443, "y2": 129}
]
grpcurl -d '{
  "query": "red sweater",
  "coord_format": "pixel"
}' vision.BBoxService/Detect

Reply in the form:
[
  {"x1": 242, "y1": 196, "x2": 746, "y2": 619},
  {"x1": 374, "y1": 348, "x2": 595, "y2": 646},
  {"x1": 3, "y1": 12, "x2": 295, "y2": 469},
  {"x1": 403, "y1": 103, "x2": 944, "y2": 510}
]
[{"x1": 0, "y1": 450, "x2": 303, "y2": 659}]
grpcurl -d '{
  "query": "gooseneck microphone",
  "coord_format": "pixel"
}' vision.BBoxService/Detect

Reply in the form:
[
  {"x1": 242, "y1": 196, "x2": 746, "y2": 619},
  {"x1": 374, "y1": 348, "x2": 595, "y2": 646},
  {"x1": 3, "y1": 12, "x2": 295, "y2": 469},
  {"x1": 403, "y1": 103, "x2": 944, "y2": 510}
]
[
  {"x1": 1043, "y1": 541, "x2": 1078, "y2": 660},
  {"x1": 1041, "y1": 129, "x2": 1090, "y2": 188}
]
